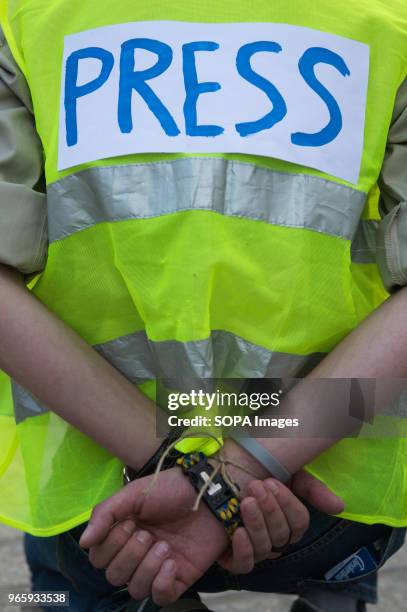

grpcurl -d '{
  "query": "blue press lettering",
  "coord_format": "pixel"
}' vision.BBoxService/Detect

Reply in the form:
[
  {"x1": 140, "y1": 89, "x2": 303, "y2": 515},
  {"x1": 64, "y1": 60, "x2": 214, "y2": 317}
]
[
  {"x1": 65, "y1": 47, "x2": 114, "y2": 147},
  {"x1": 60, "y1": 22, "x2": 369, "y2": 183},
  {"x1": 291, "y1": 46, "x2": 350, "y2": 147},
  {"x1": 235, "y1": 41, "x2": 287, "y2": 137},
  {"x1": 182, "y1": 41, "x2": 224, "y2": 137},
  {"x1": 118, "y1": 38, "x2": 180, "y2": 136}
]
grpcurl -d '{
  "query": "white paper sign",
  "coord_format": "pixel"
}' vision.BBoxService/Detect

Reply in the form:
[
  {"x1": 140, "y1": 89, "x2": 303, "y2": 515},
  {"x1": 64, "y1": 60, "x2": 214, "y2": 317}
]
[{"x1": 58, "y1": 21, "x2": 370, "y2": 184}]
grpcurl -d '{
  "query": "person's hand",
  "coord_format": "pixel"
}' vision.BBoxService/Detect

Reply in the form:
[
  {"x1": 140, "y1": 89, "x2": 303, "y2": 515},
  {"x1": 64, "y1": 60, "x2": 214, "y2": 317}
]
[
  {"x1": 84, "y1": 474, "x2": 310, "y2": 589},
  {"x1": 80, "y1": 467, "x2": 310, "y2": 603},
  {"x1": 80, "y1": 464, "x2": 345, "y2": 604},
  {"x1": 80, "y1": 466, "x2": 231, "y2": 606},
  {"x1": 218, "y1": 477, "x2": 309, "y2": 572},
  {"x1": 218, "y1": 470, "x2": 345, "y2": 573},
  {"x1": 80, "y1": 469, "x2": 343, "y2": 595},
  {"x1": 291, "y1": 469, "x2": 345, "y2": 515}
]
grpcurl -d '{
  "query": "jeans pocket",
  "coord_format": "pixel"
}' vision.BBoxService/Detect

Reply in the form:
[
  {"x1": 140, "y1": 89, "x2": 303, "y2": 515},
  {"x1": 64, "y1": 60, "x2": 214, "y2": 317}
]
[{"x1": 296, "y1": 525, "x2": 406, "y2": 600}]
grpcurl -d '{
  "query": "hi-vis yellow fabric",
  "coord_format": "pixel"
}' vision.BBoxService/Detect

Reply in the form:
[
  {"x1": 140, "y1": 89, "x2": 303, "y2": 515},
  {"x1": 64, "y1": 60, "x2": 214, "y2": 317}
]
[{"x1": 0, "y1": 0, "x2": 406, "y2": 535}]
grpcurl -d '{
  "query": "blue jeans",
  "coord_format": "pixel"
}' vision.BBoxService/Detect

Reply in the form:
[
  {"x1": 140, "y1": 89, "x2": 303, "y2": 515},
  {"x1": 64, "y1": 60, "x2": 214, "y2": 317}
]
[{"x1": 24, "y1": 504, "x2": 406, "y2": 612}]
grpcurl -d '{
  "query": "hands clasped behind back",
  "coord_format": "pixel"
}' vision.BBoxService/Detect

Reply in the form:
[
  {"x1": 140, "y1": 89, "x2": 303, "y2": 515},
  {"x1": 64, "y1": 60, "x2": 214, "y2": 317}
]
[{"x1": 80, "y1": 465, "x2": 343, "y2": 607}]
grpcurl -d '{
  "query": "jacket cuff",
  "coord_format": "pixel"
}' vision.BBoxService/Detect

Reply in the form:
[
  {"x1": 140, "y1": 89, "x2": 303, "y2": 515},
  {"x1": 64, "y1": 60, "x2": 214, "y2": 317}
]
[
  {"x1": 0, "y1": 182, "x2": 47, "y2": 273},
  {"x1": 377, "y1": 201, "x2": 407, "y2": 292}
]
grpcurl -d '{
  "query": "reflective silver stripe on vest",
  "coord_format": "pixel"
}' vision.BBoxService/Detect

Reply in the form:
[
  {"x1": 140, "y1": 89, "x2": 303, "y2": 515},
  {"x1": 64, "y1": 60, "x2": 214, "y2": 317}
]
[
  {"x1": 11, "y1": 384, "x2": 47, "y2": 423},
  {"x1": 12, "y1": 330, "x2": 324, "y2": 423},
  {"x1": 351, "y1": 220, "x2": 379, "y2": 264},
  {"x1": 47, "y1": 158, "x2": 367, "y2": 244}
]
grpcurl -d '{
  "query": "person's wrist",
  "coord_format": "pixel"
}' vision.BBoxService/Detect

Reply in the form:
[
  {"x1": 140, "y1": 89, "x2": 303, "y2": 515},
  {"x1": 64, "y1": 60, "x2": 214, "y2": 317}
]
[
  {"x1": 209, "y1": 438, "x2": 269, "y2": 498},
  {"x1": 127, "y1": 427, "x2": 186, "y2": 479},
  {"x1": 125, "y1": 436, "x2": 164, "y2": 474},
  {"x1": 197, "y1": 492, "x2": 230, "y2": 546},
  {"x1": 171, "y1": 465, "x2": 229, "y2": 546}
]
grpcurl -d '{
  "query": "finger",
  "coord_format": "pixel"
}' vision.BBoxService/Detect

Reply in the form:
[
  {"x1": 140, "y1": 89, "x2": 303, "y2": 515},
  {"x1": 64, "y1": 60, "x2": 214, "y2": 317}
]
[
  {"x1": 230, "y1": 527, "x2": 255, "y2": 574},
  {"x1": 240, "y1": 493, "x2": 272, "y2": 561},
  {"x1": 104, "y1": 530, "x2": 153, "y2": 586},
  {"x1": 217, "y1": 528, "x2": 254, "y2": 574},
  {"x1": 151, "y1": 559, "x2": 178, "y2": 607},
  {"x1": 215, "y1": 545, "x2": 234, "y2": 573},
  {"x1": 88, "y1": 519, "x2": 137, "y2": 569},
  {"x1": 127, "y1": 541, "x2": 172, "y2": 601},
  {"x1": 292, "y1": 469, "x2": 345, "y2": 515},
  {"x1": 249, "y1": 480, "x2": 291, "y2": 551},
  {"x1": 265, "y1": 479, "x2": 310, "y2": 544},
  {"x1": 80, "y1": 481, "x2": 145, "y2": 548}
]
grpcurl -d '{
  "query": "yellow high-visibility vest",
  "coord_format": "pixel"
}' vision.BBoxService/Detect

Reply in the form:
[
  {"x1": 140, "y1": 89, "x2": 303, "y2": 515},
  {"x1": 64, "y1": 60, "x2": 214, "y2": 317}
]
[{"x1": 0, "y1": 0, "x2": 406, "y2": 535}]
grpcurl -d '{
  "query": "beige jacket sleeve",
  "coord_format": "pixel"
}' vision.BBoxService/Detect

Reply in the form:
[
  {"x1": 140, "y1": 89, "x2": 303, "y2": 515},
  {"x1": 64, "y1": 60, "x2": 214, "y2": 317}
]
[
  {"x1": 377, "y1": 78, "x2": 407, "y2": 292},
  {"x1": 0, "y1": 27, "x2": 47, "y2": 273}
]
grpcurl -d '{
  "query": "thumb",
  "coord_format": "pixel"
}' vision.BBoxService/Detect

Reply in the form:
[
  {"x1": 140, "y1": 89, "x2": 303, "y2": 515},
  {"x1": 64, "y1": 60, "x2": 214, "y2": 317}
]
[
  {"x1": 79, "y1": 480, "x2": 144, "y2": 548},
  {"x1": 291, "y1": 469, "x2": 345, "y2": 516}
]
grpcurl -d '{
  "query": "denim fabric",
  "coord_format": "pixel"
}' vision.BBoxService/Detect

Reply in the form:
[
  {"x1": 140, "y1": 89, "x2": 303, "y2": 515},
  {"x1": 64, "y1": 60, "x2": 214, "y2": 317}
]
[
  {"x1": 193, "y1": 505, "x2": 405, "y2": 604},
  {"x1": 24, "y1": 504, "x2": 406, "y2": 611},
  {"x1": 24, "y1": 529, "x2": 129, "y2": 612}
]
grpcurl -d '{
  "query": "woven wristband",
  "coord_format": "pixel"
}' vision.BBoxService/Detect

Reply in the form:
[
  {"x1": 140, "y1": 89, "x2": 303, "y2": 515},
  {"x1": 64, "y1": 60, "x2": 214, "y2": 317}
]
[{"x1": 177, "y1": 452, "x2": 243, "y2": 537}]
